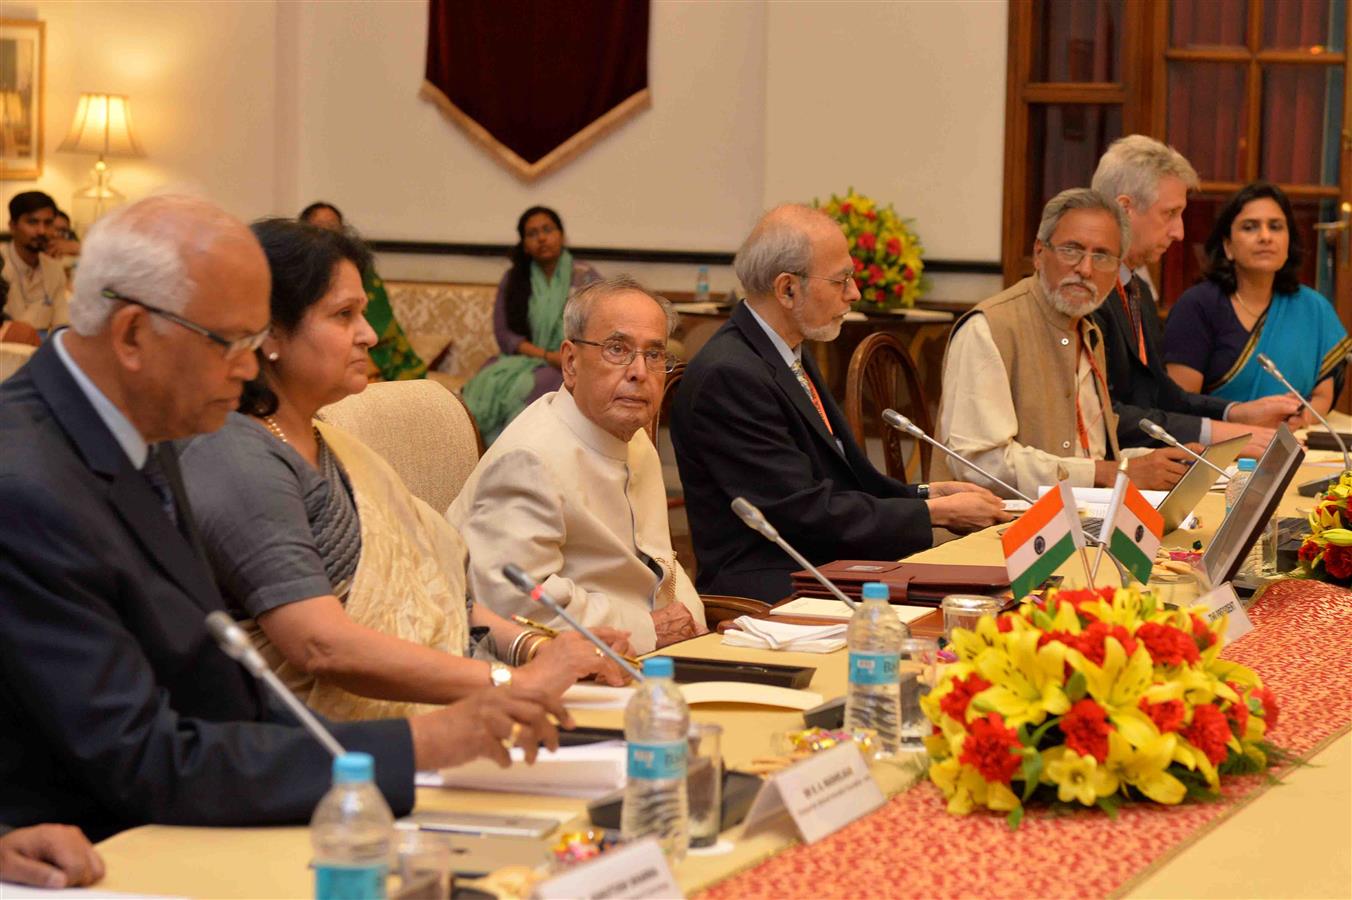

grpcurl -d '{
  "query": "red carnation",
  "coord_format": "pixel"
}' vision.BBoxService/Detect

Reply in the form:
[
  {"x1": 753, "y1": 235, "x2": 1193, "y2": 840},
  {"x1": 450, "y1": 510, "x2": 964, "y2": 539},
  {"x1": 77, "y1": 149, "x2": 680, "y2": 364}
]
[
  {"x1": 940, "y1": 673, "x2": 991, "y2": 723},
  {"x1": 864, "y1": 209, "x2": 877, "y2": 220},
  {"x1": 1253, "y1": 686, "x2": 1279, "y2": 730},
  {"x1": 1139, "y1": 697, "x2": 1185, "y2": 733},
  {"x1": 885, "y1": 236, "x2": 901, "y2": 256},
  {"x1": 867, "y1": 264, "x2": 884, "y2": 285},
  {"x1": 958, "y1": 714, "x2": 1022, "y2": 784},
  {"x1": 1189, "y1": 614, "x2": 1217, "y2": 650},
  {"x1": 902, "y1": 266, "x2": 915, "y2": 281},
  {"x1": 1297, "y1": 539, "x2": 1320, "y2": 563},
  {"x1": 1136, "y1": 621, "x2": 1200, "y2": 667},
  {"x1": 840, "y1": 202, "x2": 853, "y2": 215},
  {"x1": 996, "y1": 614, "x2": 1016, "y2": 633},
  {"x1": 892, "y1": 282, "x2": 905, "y2": 296},
  {"x1": 857, "y1": 232, "x2": 877, "y2": 252},
  {"x1": 1183, "y1": 704, "x2": 1231, "y2": 765},
  {"x1": 1074, "y1": 621, "x2": 1139, "y2": 666},
  {"x1": 1322, "y1": 544, "x2": 1352, "y2": 580},
  {"x1": 852, "y1": 256, "x2": 865, "y2": 272},
  {"x1": 1226, "y1": 699, "x2": 1250, "y2": 738},
  {"x1": 1061, "y1": 698, "x2": 1112, "y2": 762}
]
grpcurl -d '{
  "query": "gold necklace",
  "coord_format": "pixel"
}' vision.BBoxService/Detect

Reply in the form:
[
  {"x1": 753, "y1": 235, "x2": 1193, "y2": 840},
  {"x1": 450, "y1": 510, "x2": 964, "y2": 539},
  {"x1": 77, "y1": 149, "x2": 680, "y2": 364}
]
[{"x1": 1232, "y1": 291, "x2": 1268, "y2": 321}]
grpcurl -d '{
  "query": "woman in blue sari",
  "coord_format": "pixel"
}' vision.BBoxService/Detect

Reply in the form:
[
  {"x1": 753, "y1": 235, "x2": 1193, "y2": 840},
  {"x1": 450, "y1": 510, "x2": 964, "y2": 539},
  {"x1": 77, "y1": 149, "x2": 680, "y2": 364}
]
[
  {"x1": 462, "y1": 207, "x2": 600, "y2": 444},
  {"x1": 1164, "y1": 182, "x2": 1349, "y2": 427}
]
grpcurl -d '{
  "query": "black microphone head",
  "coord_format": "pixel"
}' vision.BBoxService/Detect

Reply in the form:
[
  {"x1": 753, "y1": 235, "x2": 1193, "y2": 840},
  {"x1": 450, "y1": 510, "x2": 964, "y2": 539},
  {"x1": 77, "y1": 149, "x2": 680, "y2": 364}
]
[{"x1": 501, "y1": 563, "x2": 535, "y2": 593}]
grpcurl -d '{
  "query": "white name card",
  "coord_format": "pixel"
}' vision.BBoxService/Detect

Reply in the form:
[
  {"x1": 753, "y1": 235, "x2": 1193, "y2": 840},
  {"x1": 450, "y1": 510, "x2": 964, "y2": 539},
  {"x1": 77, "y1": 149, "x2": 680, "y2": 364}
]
[
  {"x1": 1198, "y1": 582, "x2": 1254, "y2": 643},
  {"x1": 741, "y1": 741, "x2": 884, "y2": 844},
  {"x1": 532, "y1": 837, "x2": 682, "y2": 900}
]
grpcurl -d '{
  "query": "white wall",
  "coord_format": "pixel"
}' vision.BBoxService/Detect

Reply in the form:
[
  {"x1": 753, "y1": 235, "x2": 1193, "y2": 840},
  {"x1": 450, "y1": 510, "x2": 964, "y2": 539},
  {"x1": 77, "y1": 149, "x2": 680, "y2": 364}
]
[{"x1": 4, "y1": 0, "x2": 1007, "y2": 299}]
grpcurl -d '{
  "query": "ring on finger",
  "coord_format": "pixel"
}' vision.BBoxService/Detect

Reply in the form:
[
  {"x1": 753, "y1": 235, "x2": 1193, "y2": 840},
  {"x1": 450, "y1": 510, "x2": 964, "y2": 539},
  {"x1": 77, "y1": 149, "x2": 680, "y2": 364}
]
[{"x1": 500, "y1": 721, "x2": 522, "y2": 752}]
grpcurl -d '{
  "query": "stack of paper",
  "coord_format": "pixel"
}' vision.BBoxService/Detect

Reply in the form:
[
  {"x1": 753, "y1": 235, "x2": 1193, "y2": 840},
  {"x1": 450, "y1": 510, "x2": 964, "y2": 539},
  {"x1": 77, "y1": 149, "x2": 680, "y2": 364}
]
[
  {"x1": 769, "y1": 597, "x2": 934, "y2": 626},
  {"x1": 416, "y1": 741, "x2": 627, "y2": 798},
  {"x1": 721, "y1": 616, "x2": 846, "y2": 653}
]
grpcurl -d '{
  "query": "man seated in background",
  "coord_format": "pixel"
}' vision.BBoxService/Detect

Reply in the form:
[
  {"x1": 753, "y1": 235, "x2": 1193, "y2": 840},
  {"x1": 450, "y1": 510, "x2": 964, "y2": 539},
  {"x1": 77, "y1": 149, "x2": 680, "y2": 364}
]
[
  {"x1": 0, "y1": 195, "x2": 566, "y2": 839},
  {"x1": 449, "y1": 276, "x2": 707, "y2": 654},
  {"x1": 1090, "y1": 135, "x2": 1298, "y2": 456},
  {"x1": 936, "y1": 188, "x2": 1195, "y2": 499},
  {"x1": 671, "y1": 204, "x2": 1007, "y2": 603},
  {"x1": 0, "y1": 824, "x2": 104, "y2": 890},
  {"x1": 1, "y1": 191, "x2": 69, "y2": 337}
]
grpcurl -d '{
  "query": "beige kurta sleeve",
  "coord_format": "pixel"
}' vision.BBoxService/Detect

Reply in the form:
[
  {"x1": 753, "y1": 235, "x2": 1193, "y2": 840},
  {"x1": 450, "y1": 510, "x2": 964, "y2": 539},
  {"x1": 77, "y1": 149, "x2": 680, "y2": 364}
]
[{"x1": 938, "y1": 314, "x2": 1098, "y2": 498}]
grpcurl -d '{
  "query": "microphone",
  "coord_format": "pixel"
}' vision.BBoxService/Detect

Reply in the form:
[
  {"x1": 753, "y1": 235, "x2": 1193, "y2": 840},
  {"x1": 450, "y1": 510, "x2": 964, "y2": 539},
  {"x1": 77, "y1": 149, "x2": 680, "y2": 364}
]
[
  {"x1": 730, "y1": 497, "x2": 858, "y2": 611},
  {"x1": 881, "y1": 409, "x2": 1036, "y2": 504},
  {"x1": 1257, "y1": 353, "x2": 1350, "y2": 496},
  {"x1": 1137, "y1": 419, "x2": 1230, "y2": 481},
  {"x1": 500, "y1": 564, "x2": 646, "y2": 682},
  {"x1": 205, "y1": 611, "x2": 346, "y2": 758}
]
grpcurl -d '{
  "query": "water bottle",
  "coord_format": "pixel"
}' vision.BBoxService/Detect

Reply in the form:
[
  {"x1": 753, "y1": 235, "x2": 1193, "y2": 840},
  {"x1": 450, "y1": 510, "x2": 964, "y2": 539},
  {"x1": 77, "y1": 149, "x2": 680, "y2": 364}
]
[
  {"x1": 1225, "y1": 458, "x2": 1255, "y2": 516},
  {"x1": 845, "y1": 582, "x2": 904, "y2": 757},
  {"x1": 621, "y1": 656, "x2": 689, "y2": 860},
  {"x1": 694, "y1": 266, "x2": 710, "y2": 303},
  {"x1": 311, "y1": 752, "x2": 394, "y2": 900}
]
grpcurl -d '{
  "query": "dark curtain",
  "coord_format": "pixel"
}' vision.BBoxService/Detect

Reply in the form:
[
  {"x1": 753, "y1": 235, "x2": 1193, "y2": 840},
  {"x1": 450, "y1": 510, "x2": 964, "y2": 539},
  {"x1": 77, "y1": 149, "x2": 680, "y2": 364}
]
[{"x1": 423, "y1": 0, "x2": 650, "y2": 178}]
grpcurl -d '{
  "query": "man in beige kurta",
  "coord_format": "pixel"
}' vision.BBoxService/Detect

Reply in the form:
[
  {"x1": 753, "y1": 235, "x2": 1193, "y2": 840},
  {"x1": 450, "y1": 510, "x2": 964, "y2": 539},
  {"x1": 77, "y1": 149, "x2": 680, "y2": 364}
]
[
  {"x1": 3, "y1": 192, "x2": 69, "y2": 335},
  {"x1": 448, "y1": 277, "x2": 706, "y2": 654},
  {"x1": 936, "y1": 188, "x2": 1193, "y2": 499}
]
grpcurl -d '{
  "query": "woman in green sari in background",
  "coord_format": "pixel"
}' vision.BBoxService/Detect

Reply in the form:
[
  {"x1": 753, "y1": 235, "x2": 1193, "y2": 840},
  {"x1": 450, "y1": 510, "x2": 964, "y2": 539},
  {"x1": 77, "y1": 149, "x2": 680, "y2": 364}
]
[
  {"x1": 300, "y1": 202, "x2": 427, "y2": 382},
  {"x1": 462, "y1": 206, "x2": 600, "y2": 444}
]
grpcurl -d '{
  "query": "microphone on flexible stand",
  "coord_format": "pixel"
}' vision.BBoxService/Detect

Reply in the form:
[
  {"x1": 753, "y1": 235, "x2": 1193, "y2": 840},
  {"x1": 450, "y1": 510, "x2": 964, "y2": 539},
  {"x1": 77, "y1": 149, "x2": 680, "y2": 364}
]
[
  {"x1": 730, "y1": 497, "x2": 858, "y2": 610},
  {"x1": 1137, "y1": 419, "x2": 1231, "y2": 481},
  {"x1": 205, "y1": 611, "x2": 346, "y2": 758},
  {"x1": 881, "y1": 409, "x2": 1036, "y2": 504},
  {"x1": 1257, "y1": 353, "x2": 1351, "y2": 496},
  {"x1": 501, "y1": 564, "x2": 646, "y2": 682}
]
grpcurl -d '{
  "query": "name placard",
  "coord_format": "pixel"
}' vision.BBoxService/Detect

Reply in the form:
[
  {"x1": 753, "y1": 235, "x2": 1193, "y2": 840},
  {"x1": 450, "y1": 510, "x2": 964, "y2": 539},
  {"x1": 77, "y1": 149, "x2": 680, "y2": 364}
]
[
  {"x1": 1198, "y1": 582, "x2": 1254, "y2": 642},
  {"x1": 532, "y1": 838, "x2": 682, "y2": 900},
  {"x1": 741, "y1": 741, "x2": 883, "y2": 844}
]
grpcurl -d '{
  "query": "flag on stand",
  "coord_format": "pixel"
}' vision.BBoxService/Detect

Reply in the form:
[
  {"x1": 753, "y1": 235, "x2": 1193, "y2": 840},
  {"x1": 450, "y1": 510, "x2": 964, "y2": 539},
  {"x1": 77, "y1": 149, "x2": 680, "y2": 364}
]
[
  {"x1": 1097, "y1": 469, "x2": 1164, "y2": 584},
  {"x1": 1001, "y1": 481, "x2": 1086, "y2": 599}
]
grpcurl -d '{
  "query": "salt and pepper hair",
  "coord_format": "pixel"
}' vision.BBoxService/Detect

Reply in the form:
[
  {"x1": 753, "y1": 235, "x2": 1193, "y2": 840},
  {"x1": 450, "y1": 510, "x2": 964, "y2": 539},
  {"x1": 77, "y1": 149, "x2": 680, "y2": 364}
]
[
  {"x1": 1092, "y1": 134, "x2": 1200, "y2": 211},
  {"x1": 732, "y1": 204, "x2": 819, "y2": 295},
  {"x1": 68, "y1": 199, "x2": 203, "y2": 336},
  {"x1": 563, "y1": 275, "x2": 678, "y2": 341},
  {"x1": 1036, "y1": 188, "x2": 1131, "y2": 257}
]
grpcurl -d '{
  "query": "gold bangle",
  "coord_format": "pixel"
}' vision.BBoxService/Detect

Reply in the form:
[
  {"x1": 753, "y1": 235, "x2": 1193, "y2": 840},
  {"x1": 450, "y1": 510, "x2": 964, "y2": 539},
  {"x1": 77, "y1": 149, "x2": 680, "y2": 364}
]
[{"x1": 525, "y1": 634, "x2": 551, "y2": 662}]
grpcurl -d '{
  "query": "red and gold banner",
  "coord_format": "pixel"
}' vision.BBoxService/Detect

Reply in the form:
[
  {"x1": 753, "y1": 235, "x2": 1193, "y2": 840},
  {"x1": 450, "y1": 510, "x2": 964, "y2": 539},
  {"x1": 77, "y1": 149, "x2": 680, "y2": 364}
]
[{"x1": 421, "y1": 0, "x2": 651, "y2": 181}]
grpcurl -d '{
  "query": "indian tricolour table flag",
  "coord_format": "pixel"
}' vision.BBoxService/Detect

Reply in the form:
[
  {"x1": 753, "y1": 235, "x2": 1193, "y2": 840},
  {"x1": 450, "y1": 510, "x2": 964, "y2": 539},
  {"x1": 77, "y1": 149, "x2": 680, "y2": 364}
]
[
  {"x1": 1097, "y1": 468, "x2": 1164, "y2": 584},
  {"x1": 1001, "y1": 481, "x2": 1086, "y2": 599}
]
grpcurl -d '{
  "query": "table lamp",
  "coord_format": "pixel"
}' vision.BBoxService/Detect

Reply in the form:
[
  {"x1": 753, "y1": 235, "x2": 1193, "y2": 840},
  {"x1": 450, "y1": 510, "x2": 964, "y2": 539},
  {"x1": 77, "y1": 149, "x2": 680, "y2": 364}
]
[{"x1": 57, "y1": 93, "x2": 144, "y2": 219}]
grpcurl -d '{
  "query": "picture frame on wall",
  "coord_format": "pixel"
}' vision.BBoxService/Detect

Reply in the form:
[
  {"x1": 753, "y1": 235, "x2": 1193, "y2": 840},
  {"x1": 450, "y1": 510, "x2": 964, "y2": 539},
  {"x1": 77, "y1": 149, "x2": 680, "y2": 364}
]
[{"x1": 0, "y1": 18, "x2": 45, "y2": 181}]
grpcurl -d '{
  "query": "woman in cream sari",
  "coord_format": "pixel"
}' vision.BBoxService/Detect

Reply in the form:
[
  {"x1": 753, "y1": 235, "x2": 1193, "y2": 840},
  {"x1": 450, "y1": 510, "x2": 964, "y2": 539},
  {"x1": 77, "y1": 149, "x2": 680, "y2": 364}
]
[{"x1": 181, "y1": 219, "x2": 632, "y2": 721}]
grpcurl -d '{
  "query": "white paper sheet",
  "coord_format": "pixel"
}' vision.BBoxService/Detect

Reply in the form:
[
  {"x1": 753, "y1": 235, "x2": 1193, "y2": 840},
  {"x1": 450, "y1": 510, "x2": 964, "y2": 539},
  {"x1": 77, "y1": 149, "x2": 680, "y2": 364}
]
[
  {"x1": 769, "y1": 597, "x2": 934, "y2": 625},
  {"x1": 416, "y1": 741, "x2": 627, "y2": 797}
]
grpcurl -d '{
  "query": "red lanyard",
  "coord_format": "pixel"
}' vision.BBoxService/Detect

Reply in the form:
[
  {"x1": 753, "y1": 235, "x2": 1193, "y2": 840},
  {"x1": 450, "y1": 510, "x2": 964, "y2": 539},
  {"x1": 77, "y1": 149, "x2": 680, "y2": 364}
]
[{"x1": 1073, "y1": 334, "x2": 1110, "y2": 454}]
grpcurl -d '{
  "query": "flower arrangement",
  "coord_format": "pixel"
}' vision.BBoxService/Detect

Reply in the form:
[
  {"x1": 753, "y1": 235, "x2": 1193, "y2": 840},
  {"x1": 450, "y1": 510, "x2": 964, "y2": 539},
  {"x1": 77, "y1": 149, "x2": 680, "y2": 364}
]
[
  {"x1": 816, "y1": 189, "x2": 925, "y2": 310},
  {"x1": 1296, "y1": 471, "x2": 1352, "y2": 585},
  {"x1": 922, "y1": 585, "x2": 1282, "y2": 828}
]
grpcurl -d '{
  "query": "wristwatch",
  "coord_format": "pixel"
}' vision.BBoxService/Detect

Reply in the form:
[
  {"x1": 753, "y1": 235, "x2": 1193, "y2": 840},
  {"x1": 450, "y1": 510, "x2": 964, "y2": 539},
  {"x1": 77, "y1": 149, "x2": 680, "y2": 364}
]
[
  {"x1": 917, "y1": 483, "x2": 930, "y2": 499},
  {"x1": 489, "y1": 661, "x2": 513, "y2": 688}
]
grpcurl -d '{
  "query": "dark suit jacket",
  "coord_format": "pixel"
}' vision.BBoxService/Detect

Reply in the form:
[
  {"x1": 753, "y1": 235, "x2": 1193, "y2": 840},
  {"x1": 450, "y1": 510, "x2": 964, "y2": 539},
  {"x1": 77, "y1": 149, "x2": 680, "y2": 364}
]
[
  {"x1": 671, "y1": 302, "x2": 931, "y2": 602},
  {"x1": 1093, "y1": 274, "x2": 1229, "y2": 448},
  {"x1": 0, "y1": 342, "x2": 415, "y2": 840}
]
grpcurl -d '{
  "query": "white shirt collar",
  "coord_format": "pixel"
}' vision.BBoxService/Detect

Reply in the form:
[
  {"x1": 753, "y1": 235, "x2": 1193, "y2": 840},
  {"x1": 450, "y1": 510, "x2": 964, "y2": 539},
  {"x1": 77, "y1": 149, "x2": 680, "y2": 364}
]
[
  {"x1": 744, "y1": 301, "x2": 801, "y2": 370},
  {"x1": 52, "y1": 329, "x2": 150, "y2": 468}
]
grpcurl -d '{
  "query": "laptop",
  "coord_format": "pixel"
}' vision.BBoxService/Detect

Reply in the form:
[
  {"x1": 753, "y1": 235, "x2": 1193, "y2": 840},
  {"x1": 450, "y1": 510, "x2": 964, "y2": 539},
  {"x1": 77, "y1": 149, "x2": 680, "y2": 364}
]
[{"x1": 1201, "y1": 425, "x2": 1305, "y2": 587}]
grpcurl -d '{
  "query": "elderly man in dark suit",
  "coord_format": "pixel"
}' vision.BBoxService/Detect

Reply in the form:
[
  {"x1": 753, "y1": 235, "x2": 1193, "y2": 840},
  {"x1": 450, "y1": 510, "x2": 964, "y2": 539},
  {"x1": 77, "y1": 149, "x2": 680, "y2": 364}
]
[
  {"x1": 671, "y1": 204, "x2": 1007, "y2": 602},
  {"x1": 0, "y1": 195, "x2": 566, "y2": 840}
]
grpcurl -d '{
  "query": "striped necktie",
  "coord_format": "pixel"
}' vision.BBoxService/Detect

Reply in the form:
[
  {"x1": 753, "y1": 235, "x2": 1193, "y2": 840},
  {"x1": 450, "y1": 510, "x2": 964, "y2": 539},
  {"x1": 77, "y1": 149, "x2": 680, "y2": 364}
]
[
  {"x1": 141, "y1": 444, "x2": 179, "y2": 528},
  {"x1": 791, "y1": 358, "x2": 833, "y2": 434}
]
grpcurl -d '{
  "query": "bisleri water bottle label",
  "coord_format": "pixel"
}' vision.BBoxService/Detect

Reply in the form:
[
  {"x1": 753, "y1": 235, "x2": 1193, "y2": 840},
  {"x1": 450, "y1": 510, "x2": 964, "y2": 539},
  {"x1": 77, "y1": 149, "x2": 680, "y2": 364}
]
[
  {"x1": 627, "y1": 740, "x2": 687, "y2": 780},
  {"x1": 314, "y1": 862, "x2": 387, "y2": 900},
  {"x1": 848, "y1": 651, "x2": 899, "y2": 686}
]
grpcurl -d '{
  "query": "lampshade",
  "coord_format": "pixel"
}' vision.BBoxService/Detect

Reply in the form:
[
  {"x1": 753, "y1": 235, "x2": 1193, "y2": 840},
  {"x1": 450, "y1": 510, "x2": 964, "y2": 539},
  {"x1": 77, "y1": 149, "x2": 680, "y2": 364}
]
[{"x1": 58, "y1": 93, "x2": 144, "y2": 157}]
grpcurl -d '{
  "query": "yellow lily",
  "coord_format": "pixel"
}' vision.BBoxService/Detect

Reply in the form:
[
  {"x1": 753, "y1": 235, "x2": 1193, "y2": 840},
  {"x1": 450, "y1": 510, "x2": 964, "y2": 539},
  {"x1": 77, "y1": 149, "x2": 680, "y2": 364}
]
[
  {"x1": 1042, "y1": 746, "x2": 1119, "y2": 806},
  {"x1": 1071, "y1": 637, "x2": 1164, "y2": 747},
  {"x1": 971, "y1": 630, "x2": 1070, "y2": 729},
  {"x1": 1107, "y1": 732, "x2": 1186, "y2": 804},
  {"x1": 949, "y1": 615, "x2": 1005, "y2": 665},
  {"x1": 929, "y1": 758, "x2": 1019, "y2": 815}
]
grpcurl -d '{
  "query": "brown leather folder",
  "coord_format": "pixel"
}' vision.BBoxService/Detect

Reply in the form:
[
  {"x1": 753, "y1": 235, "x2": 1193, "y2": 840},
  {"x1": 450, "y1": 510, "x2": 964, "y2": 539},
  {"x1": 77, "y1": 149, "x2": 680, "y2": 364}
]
[{"x1": 790, "y1": 560, "x2": 1011, "y2": 606}]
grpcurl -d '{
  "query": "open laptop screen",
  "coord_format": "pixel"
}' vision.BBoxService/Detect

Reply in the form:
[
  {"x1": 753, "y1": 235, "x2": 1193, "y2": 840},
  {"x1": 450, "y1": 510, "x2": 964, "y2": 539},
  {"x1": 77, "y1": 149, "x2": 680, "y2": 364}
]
[{"x1": 1201, "y1": 426, "x2": 1304, "y2": 586}]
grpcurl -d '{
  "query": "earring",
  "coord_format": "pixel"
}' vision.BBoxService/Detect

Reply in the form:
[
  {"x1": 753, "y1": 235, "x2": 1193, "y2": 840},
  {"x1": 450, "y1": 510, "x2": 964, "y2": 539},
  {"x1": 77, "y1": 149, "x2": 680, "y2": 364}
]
[{"x1": 266, "y1": 351, "x2": 279, "y2": 362}]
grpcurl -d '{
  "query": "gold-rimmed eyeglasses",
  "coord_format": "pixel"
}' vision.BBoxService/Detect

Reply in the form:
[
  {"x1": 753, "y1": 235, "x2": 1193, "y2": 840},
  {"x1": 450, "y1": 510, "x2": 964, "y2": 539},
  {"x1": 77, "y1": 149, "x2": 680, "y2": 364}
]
[
  {"x1": 571, "y1": 338, "x2": 679, "y2": 373},
  {"x1": 101, "y1": 287, "x2": 270, "y2": 358}
]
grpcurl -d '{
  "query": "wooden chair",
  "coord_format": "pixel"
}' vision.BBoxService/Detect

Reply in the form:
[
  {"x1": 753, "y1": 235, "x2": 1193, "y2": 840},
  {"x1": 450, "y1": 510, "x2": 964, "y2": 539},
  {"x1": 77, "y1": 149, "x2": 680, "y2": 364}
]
[
  {"x1": 0, "y1": 342, "x2": 37, "y2": 382},
  {"x1": 318, "y1": 380, "x2": 483, "y2": 513},
  {"x1": 645, "y1": 361, "x2": 685, "y2": 451},
  {"x1": 843, "y1": 332, "x2": 932, "y2": 482},
  {"x1": 700, "y1": 594, "x2": 772, "y2": 631}
]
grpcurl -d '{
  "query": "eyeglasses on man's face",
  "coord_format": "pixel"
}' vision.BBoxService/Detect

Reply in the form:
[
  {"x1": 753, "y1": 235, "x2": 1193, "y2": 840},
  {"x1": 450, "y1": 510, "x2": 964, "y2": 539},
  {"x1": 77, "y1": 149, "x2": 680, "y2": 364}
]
[
  {"x1": 1047, "y1": 243, "x2": 1120, "y2": 273},
  {"x1": 101, "y1": 288, "x2": 270, "y2": 358},
  {"x1": 796, "y1": 271, "x2": 857, "y2": 293},
  {"x1": 571, "y1": 338, "x2": 678, "y2": 374}
]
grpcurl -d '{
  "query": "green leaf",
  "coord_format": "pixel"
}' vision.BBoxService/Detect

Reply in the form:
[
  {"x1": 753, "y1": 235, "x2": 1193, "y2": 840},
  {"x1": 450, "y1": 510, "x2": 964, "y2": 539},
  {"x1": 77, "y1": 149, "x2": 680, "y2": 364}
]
[
  {"x1": 1065, "y1": 670, "x2": 1087, "y2": 702},
  {"x1": 1032, "y1": 609, "x2": 1054, "y2": 630},
  {"x1": 1096, "y1": 794, "x2": 1120, "y2": 820},
  {"x1": 1020, "y1": 752, "x2": 1044, "y2": 802},
  {"x1": 1030, "y1": 715, "x2": 1062, "y2": 747},
  {"x1": 1006, "y1": 804, "x2": 1025, "y2": 830}
]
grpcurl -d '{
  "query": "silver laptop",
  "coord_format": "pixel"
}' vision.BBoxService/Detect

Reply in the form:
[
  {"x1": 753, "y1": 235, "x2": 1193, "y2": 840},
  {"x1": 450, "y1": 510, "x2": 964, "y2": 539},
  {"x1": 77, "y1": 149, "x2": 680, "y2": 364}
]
[{"x1": 1202, "y1": 425, "x2": 1305, "y2": 586}]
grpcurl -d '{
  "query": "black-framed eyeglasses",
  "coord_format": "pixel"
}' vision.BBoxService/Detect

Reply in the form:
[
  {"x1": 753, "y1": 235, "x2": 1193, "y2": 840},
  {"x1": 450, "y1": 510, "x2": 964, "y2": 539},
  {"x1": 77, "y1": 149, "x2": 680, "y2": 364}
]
[
  {"x1": 101, "y1": 287, "x2": 270, "y2": 358},
  {"x1": 571, "y1": 338, "x2": 679, "y2": 373},
  {"x1": 1047, "y1": 243, "x2": 1120, "y2": 273},
  {"x1": 796, "y1": 271, "x2": 857, "y2": 293}
]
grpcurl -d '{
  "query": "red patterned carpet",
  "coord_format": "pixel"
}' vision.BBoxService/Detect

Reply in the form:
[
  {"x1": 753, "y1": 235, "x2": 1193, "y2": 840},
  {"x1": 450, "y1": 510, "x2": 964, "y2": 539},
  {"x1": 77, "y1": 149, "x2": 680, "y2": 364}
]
[{"x1": 699, "y1": 580, "x2": 1352, "y2": 899}]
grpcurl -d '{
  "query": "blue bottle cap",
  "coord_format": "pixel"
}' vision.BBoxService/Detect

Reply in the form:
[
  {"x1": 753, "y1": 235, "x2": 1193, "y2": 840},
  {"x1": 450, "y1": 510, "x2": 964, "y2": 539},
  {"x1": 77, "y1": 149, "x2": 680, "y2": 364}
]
[
  {"x1": 861, "y1": 582, "x2": 890, "y2": 601},
  {"x1": 642, "y1": 656, "x2": 674, "y2": 678},
  {"x1": 1237, "y1": 458, "x2": 1257, "y2": 472},
  {"x1": 333, "y1": 751, "x2": 374, "y2": 784}
]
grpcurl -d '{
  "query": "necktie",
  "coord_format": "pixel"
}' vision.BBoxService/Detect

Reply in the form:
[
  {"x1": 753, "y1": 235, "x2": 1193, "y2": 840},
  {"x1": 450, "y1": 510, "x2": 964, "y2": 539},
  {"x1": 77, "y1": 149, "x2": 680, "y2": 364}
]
[
  {"x1": 141, "y1": 445, "x2": 179, "y2": 528},
  {"x1": 790, "y1": 358, "x2": 834, "y2": 434},
  {"x1": 1122, "y1": 278, "x2": 1148, "y2": 367}
]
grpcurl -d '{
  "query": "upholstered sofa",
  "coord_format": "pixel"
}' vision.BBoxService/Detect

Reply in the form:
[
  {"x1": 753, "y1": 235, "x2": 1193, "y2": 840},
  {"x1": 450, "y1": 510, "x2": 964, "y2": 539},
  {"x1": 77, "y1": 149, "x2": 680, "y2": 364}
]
[{"x1": 384, "y1": 280, "x2": 499, "y2": 393}]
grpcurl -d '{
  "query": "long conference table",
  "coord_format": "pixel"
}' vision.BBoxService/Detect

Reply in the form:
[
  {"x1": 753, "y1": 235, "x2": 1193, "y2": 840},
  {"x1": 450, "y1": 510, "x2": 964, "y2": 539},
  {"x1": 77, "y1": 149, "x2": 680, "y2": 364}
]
[{"x1": 89, "y1": 455, "x2": 1351, "y2": 899}]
